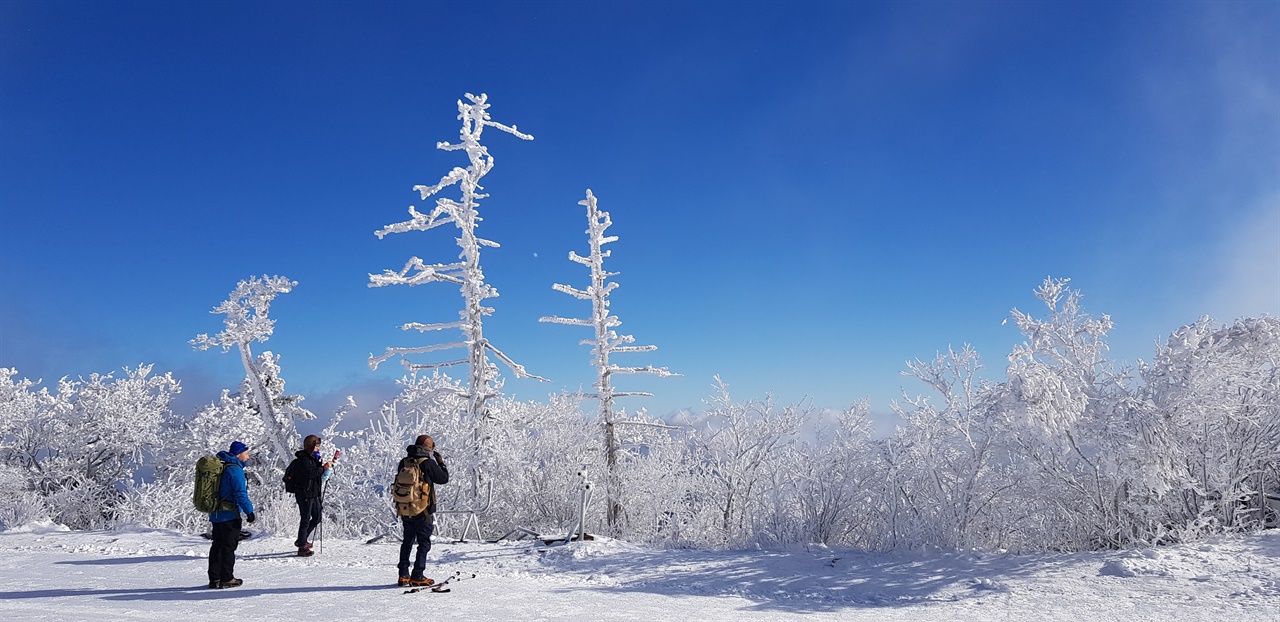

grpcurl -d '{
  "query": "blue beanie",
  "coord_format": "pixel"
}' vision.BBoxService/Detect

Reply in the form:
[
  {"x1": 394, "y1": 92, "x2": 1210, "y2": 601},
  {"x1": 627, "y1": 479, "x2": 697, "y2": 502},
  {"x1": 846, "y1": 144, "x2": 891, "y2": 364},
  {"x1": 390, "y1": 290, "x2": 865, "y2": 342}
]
[{"x1": 229, "y1": 441, "x2": 249, "y2": 455}]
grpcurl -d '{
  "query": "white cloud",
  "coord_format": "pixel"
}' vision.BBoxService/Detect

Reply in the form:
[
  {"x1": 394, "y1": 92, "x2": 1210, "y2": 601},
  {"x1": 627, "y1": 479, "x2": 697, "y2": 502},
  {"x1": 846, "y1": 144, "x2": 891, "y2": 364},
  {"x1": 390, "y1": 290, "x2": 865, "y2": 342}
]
[{"x1": 1207, "y1": 194, "x2": 1280, "y2": 321}]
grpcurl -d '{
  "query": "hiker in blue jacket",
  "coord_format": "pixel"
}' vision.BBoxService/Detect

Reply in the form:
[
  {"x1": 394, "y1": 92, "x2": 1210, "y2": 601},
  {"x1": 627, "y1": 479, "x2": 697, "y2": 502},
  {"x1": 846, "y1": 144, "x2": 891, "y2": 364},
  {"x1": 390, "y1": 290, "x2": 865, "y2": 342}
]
[{"x1": 209, "y1": 441, "x2": 256, "y2": 589}]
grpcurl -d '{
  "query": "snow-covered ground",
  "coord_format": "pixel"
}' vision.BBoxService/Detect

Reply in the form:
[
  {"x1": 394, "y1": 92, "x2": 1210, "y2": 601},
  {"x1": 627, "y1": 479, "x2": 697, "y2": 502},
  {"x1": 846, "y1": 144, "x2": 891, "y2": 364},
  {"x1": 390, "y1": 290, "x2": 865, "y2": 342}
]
[{"x1": 2, "y1": 522, "x2": 1277, "y2": 621}]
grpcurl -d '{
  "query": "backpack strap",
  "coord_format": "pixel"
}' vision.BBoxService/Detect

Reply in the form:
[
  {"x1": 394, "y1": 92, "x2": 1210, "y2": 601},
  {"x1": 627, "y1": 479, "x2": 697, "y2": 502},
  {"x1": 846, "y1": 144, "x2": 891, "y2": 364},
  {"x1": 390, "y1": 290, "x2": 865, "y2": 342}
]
[
  {"x1": 217, "y1": 461, "x2": 241, "y2": 511},
  {"x1": 415, "y1": 457, "x2": 436, "y2": 513}
]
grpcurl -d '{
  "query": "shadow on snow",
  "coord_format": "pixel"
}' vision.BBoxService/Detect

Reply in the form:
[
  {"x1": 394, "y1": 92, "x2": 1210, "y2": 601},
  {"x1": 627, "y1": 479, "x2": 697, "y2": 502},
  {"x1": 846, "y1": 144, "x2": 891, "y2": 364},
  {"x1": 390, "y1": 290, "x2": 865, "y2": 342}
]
[
  {"x1": 455, "y1": 545, "x2": 1069, "y2": 614},
  {"x1": 56, "y1": 555, "x2": 198, "y2": 566},
  {"x1": 0, "y1": 584, "x2": 391, "y2": 602}
]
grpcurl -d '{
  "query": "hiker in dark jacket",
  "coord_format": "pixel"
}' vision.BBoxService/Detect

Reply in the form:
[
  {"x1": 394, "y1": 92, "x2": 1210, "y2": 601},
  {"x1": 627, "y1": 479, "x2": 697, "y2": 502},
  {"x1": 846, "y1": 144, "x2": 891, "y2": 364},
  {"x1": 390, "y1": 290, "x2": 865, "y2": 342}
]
[
  {"x1": 209, "y1": 441, "x2": 255, "y2": 589},
  {"x1": 396, "y1": 434, "x2": 449, "y2": 587},
  {"x1": 287, "y1": 434, "x2": 333, "y2": 556}
]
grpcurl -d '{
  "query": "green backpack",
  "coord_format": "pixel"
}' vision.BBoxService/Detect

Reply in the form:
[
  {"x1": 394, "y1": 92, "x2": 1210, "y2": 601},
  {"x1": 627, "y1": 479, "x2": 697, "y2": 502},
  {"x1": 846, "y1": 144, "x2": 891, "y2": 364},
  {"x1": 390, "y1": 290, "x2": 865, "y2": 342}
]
[{"x1": 193, "y1": 455, "x2": 235, "y2": 513}]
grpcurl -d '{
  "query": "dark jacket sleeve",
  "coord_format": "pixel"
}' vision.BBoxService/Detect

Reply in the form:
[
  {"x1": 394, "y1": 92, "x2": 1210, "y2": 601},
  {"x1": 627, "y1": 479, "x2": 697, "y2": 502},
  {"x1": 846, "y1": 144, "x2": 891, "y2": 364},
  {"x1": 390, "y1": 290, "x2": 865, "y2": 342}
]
[{"x1": 420, "y1": 455, "x2": 449, "y2": 485}]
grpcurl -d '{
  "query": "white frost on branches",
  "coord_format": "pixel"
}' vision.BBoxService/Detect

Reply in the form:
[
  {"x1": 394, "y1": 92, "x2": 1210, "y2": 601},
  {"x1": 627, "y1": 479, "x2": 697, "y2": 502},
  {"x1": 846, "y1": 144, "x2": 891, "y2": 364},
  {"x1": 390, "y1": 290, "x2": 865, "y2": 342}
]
[
  {"x1": 0, "y1": 366, "x2": 179, "y2": 529},
  {"x1": 540, "y1": 189, "x2": 677, "y2": 530},
  {"x1": 191, "y1": 275, "x2": 311, "y2": 470},
  {"x1": 1141, "y1": 315, "x2": 1280, "y2": 532},
  {"x1": 369, "y1": 94, "x2": 543, "y2": 440}
]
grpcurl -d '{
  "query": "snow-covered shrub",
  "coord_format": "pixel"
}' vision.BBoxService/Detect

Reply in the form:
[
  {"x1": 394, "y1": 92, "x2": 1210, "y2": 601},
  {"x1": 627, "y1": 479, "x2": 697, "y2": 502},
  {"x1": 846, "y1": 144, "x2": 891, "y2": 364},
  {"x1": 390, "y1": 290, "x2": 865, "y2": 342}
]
[
  {"x1": 0, "y1": 366, "x2": 178, "y2": 529},
  {"x1": 766, "y1": 402, "x2": 886, "y2": 549},
  {"x1": 608, "y1": 409, "x2": 696, "y2": 546},
  {"x1": 113, "y1": 476, "x2": 204, "y2": 533},
  {"x1": 987, "y1": 278, "x2": 1160, "y2": 550},
  {"x1": 1142, "y1": 316, "x2": 1280, "y2": 535},
  {"x1": 0, "y1": 464, "x2": 48, "y2": 531},
  {"x1": 476, "y1": 392, "x2": 600, "y2": 538},
  {"x1": 887, "y1": 346, "x2": 1013, "y2": 550},
  {"x1": 681, "y1": 379, "x2": 808, "y2": 549}
]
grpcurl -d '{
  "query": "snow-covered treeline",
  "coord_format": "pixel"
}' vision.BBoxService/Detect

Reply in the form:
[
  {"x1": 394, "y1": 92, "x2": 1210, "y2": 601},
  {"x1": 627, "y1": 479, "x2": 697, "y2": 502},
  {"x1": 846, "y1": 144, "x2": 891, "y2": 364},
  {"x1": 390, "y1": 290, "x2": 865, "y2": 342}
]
[{"x1": 2, "y1": 280, "x2": 1276, "y2": 552}]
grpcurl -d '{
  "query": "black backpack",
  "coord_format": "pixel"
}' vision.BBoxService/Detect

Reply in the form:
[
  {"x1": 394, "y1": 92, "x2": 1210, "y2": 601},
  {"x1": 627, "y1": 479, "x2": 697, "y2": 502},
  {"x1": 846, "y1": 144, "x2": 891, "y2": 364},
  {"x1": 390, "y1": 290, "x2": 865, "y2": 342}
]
[{"x1": 283, "y1": 457, "x2": 308, "y2": 494}]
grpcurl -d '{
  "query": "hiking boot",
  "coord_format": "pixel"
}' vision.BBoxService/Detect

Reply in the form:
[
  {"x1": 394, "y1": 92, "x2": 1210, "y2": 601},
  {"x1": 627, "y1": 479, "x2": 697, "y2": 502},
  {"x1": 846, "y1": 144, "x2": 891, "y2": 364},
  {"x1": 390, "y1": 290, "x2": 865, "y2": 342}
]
[
  {"x1": 219, "y1": 578, "x2": 243, "y2": 589},
  {"x1": 297, "y1": 547, "x2": 314, "y2": 557},
  {"x1": 208, "y1": 580, "x2": 220, "y2": 589},
  {"x1": 397, "y1": 576, "x2": 411, "y2": 587},
  {"x1": 408, "y1": 577, "x2": 434, "y2": 587}
]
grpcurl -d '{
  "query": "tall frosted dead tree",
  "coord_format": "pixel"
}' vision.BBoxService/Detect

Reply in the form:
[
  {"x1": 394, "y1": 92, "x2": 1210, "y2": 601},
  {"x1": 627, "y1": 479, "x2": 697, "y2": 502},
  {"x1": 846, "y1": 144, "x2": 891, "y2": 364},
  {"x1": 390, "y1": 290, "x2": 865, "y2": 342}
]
[
  {"x1": 370, "y1": 93, "x2": 544, "y2": 454},
  {"x1": 540, "y1": 189, "x2": 676, "y2": 531},
  {"x1": 192, "y1": 275, "x2": 313, "y2": 471}
]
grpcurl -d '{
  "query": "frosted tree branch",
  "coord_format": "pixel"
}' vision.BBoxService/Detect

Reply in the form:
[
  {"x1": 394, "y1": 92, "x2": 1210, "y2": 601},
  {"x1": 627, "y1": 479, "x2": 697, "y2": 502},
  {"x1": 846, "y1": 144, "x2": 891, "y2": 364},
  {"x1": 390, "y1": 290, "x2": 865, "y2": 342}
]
[
  {"x1": 484, "y1": 341, "x2": 549, "y2": 382},
  {"x1": 540, "y1": 315, "x2": 593, "y2": 327},
  {"x1": 401, "y1": 320, "x2": 468, "y2": 333},
  {"x1": 369, "y1": 342, "x2": 470, "y2": 371}
]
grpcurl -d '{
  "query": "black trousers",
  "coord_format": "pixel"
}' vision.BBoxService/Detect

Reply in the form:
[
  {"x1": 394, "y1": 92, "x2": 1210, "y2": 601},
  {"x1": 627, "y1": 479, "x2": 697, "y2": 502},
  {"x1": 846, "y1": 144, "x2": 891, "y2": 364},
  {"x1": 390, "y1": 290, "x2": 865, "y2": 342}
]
[
  {"x1": 208, "y1": 518, "x2": 242, "y2": 582},
  {"x1": 295, "y1": 496, "x2": 322, "y2": 548},
  {"x1": 398, "y1": 515, "x2": 434, "y2": 579}
]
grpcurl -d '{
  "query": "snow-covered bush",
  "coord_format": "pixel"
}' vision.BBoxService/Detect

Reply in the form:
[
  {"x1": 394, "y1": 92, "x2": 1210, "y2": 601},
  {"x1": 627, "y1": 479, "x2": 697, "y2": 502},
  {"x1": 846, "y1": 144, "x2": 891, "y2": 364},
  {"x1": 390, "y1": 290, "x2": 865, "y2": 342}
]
[
  {"x1": 4, "y1": 276, "x2": 1275, "y2": 553},
  {"x1": 1142, "y1": 316, "x2": 1280, "y2": 535},
  {"x1": 477, "y1": 392, "x2": 601, "y2": 538},
  {"x1": 768, "y1": 402, "x2": 885, "y2": 549},
  {"x1": 608, "y1": 408, "x2": 696, "y2": 546},
  {"x1": 0, "y1": 366, "x2": 179, "y2": 529},
  {"x1": 887, "y1": 346, "x2": 1012, "y2": 550},
  {"x1": 681, "y1": 379, "x2": 808, "y2": 549}
]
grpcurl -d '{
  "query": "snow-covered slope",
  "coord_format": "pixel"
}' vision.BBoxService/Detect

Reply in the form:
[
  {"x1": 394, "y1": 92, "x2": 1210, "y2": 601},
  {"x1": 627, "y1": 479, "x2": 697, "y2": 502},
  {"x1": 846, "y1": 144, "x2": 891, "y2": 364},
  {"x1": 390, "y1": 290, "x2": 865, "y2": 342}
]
[{"x1": 1, "y1": 525, "x2": 1276, "y2": 621}]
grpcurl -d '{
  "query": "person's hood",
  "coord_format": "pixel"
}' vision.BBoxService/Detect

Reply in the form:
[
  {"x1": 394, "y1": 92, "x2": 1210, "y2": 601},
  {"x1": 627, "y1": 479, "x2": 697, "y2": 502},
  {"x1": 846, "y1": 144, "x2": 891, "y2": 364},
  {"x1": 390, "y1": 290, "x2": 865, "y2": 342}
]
[
  {"x1": 295, "y1": 449, "x2": 317, "y2": 459},
  {"x1": 216, "y1": 450, "x2": 245, "y2": 466},
  {"x1": 406, "y1": 444, "x2": 432, "y2": 458}
]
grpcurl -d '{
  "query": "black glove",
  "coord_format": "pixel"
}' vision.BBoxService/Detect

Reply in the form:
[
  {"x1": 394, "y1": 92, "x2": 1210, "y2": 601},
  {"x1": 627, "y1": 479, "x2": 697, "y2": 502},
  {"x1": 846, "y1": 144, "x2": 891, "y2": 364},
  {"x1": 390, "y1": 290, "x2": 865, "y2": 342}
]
[
  {"x1": 246, "y1": 512, "x2": 256, "y2": 524},
  {"x1": 433, "y1": 451, "x2": 443, "y2": 464}
]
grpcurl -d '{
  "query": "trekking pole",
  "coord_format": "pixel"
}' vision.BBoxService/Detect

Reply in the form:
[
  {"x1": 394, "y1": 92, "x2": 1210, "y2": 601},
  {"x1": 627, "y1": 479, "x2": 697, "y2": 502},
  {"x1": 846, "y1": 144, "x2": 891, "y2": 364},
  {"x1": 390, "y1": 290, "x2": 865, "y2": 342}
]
[{"x1": 317, "y1": 449, "x2": 340, "y2": 555}]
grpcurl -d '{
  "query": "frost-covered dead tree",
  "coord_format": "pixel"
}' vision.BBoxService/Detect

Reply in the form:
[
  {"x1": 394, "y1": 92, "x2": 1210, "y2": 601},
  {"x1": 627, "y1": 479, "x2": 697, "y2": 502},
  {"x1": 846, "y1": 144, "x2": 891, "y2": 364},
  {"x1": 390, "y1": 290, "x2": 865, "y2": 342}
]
[
  {"x1": 191, "y1": 275, "x2": 312, "y2": 471},
  {"x1": 370, "y1": 93, "x2": 543, "y2": 454},
  {"x1": 540, "y1": 189, "x2": 676, "y2": 531}
]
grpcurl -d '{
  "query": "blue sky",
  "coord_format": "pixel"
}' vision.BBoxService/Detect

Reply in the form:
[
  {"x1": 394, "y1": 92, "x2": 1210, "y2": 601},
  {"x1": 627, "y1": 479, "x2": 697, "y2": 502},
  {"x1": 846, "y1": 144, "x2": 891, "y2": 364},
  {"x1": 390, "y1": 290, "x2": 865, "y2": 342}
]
[{"x1": 2, "y1": 1, "x2": 1277, "y2": 430}]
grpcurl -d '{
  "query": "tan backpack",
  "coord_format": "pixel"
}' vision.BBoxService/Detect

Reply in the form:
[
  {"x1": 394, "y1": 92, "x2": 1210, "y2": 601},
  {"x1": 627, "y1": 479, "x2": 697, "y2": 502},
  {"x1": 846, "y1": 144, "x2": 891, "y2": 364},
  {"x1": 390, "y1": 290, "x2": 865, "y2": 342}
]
[{"x1": 391, "y1": 457, "x2": 435, "y2": 517}]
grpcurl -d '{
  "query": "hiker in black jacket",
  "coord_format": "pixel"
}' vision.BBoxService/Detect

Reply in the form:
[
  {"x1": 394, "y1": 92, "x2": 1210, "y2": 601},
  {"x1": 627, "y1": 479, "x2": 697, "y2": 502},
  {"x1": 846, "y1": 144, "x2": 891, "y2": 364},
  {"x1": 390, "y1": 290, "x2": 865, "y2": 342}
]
[
  {"x1": 395, "y1": 434, "x2": 449, "y2": 587},
  {"x1": 287, "y1": 434, "x2": 333, "y2": 556}
]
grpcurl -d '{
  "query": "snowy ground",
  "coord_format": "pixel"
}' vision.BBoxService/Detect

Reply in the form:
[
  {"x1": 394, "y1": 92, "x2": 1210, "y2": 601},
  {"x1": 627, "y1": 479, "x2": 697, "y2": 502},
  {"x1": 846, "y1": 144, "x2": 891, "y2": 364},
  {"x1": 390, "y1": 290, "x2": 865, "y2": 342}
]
[{"x1": 1, "y1": 522, "x2": 1278, "y2": 621}]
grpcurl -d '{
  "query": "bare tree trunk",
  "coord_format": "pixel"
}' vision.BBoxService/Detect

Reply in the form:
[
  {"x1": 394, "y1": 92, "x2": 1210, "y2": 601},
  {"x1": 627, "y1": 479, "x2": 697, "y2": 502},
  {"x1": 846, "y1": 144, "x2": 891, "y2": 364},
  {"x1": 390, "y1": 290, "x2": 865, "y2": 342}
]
[{"x1": 237, "y1": 341, "x2": 290, "y2": 471}]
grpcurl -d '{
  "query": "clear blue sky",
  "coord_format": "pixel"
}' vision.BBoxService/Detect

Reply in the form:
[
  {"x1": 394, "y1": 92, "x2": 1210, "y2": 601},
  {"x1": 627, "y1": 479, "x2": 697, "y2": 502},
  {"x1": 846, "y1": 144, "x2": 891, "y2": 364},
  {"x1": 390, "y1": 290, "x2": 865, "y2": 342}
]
[{"x1": 2, "y1": 1, "x2": 1277, "y2": 430}]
